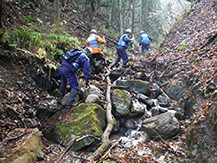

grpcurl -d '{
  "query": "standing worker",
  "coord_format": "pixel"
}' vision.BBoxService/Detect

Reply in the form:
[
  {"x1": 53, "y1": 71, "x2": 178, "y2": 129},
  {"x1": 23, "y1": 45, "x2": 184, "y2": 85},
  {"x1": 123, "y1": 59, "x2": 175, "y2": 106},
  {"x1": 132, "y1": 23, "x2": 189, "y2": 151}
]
[
  {"x1": 59, "y1": 47, "x2": 92, "y2": 108},
  {"x1": 111, "y1": 28, "x2": 134, "y2": 69},
  {"x1": 139, "y1": 31, "x2": 152, "y2": 55},
  {"x1": 86, "y1": 29, "x2": 106, "y2": 75}
]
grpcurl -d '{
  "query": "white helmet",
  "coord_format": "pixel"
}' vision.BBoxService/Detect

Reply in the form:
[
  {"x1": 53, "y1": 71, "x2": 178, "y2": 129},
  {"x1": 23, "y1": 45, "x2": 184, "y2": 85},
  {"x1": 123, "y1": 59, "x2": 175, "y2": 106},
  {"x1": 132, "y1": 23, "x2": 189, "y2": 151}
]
[
  {"x1": 90, "y1": 29, "x2": 97, "y2": 34},
  {"x1": 140, "y1": 30, "x2": 144, "y2": 34},
  {"x1": 84, "y1": 47, "x2": 93, "y2": 55},
  {"x1": 125, "y1": 28, "x2": 132, "y2": 34}
]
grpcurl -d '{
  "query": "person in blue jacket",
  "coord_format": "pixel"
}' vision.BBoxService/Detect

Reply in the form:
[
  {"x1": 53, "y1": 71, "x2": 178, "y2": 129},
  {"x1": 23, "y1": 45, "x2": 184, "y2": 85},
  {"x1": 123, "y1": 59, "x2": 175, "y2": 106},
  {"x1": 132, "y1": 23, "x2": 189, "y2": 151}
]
[
  {"x1": 111, "y1": 28, "x2": 134, "y2": 69},
  {"x1": 139, "y1": 31, "x2": 152, "y2": 55},
  {"x1": 59, "y1": 47, "x2": 92, "y2": 108}
]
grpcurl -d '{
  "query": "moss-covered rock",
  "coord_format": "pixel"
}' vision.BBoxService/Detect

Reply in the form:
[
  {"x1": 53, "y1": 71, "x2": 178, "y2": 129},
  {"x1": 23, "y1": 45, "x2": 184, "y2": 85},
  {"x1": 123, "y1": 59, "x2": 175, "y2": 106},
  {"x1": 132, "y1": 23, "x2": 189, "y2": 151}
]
[
  {"x1": 43, "y1": 103, "x2": 106, "y2": 150},
  {"x1": 112, "y1": 89, "x2": 131, "y2": 117}
]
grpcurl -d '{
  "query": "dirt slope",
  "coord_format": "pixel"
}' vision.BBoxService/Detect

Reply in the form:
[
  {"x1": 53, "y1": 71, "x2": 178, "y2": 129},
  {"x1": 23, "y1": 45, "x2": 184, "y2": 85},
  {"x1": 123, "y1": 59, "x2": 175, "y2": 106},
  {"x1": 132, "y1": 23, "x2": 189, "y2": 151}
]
[{"x1": 143, "y1": 0, "x2": 217, "y2": 162}]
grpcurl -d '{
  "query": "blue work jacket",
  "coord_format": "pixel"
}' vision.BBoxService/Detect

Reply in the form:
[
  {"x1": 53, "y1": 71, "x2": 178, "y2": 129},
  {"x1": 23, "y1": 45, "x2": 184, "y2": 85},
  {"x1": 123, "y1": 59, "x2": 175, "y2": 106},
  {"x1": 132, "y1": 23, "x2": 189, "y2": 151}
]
[
  {"x1": 61, "y1": 52, "x2": 90, "y2": 83},
  {"x1": 118, "y1": 34, "x2": 132, "y2": 49},
  {"x1": 139, "y1": 34, "x2": 152, "y2": 45}
]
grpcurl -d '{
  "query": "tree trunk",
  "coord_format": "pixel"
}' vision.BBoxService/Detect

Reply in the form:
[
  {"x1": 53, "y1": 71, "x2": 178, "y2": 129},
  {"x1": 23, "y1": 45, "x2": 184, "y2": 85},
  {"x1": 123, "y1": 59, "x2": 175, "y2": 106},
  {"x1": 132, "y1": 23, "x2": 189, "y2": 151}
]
[
  {"x1": 132, "y1": 3, "x2": 134, "y2": 33},
  {"x1": 0, "y1": 0, "x2": 4, "y2": 29},
  {"x1": 119, "y1": 0, "x2": 123, "y2": 35},
  {"x1": 87, "y1": 73, "x2": 116, "y2": 161},
  {"x1": 143, "y1": 0, "x2": 147, "y2": 31},
  {"x1": 139, "y1": 0, "x2": 142, "y2": 32},
  {"x1": 109, "y1": 7, "x2": 112, "y2": 26},
  {"x1": 126, "y1": 0, "x2": 129, "y2": 28},
  {"x1": 54, "y1": 0, "x2": 59, "y2": 23}
]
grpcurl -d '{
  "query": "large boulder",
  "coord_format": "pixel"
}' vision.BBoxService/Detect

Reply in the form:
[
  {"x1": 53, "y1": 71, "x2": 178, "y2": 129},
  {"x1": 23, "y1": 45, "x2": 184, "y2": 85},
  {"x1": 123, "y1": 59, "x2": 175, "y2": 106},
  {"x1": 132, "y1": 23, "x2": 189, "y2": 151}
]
[
  {"x1": 43, "y1": 103, "x2": 106, "y2": 151},
  {"x1": 111, "y1": 89, "x2": 131, "y2": 117},
  {"x1": 115, "y1": 79, "x2": 150, "y2": 96},
  {"x1": 0, "y1": 128, "x2": 43, "y2": 163},
  {"x1": 141, "y1": 112, "x2": 180, "y2": 140},
  {"x1": 167, "y1": 85, "x2": 184, "y2": 101}
]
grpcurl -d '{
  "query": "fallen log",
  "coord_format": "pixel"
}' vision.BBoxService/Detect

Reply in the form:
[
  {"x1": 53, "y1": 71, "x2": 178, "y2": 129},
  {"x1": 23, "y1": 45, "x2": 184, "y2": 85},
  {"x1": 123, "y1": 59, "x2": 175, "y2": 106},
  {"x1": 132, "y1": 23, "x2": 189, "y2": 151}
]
[{"x1": 87, "y1": 72, "x2": 116, "y2": 161}]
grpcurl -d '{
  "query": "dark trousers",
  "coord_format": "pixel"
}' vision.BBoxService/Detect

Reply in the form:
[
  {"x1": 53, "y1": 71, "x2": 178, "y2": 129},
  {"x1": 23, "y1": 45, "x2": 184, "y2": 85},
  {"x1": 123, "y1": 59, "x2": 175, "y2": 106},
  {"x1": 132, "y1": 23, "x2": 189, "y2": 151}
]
[
  {"x1": 115, "y1": 45, "x2": 128, "y2": 66},
  {"x1": 141, "y1": 42, "x2": 150, "y2": 54},
  {"x1": 59, "y1": 67, "x2": 79, "y2": 105},
  {"x1": 90, "y1": 53, "x2": 104, "y2": 74}
]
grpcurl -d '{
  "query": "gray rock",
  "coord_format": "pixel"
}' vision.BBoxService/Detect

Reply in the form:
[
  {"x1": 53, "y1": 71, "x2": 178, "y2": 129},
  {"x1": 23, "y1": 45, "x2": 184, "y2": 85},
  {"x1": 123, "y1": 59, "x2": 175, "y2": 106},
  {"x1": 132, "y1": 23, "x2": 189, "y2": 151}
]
[
  {"x1": 151, "y1": 106, "x2": 160, "y2": 116},
  {"x1": 111, "y1": 89, "x2": 131, "y2": 117},
  {"x1": 157, "y1": 92, "x2": 171, "y2": 107},
  {"x1": 115, "y1": 79, "x2": 150, "y2": 96},
  {"x1": 137, "y1": 93, "x2": 155, "y2": 108},
  {"x1": 83, "y1": 85, "x2": 103, "y2": 100},
  {"x1": 150, "y1": 83, "x2": 162, "y2": 99},
  {"x1": 60, "y1": 92, "x2": 80, "y2": 105},
  {"x1": 167, "y1": 85, "x2": 184, "y2": 101},
  {"x1": 85, "y1": 94, "x2": 100, "y2": 104},
  {"x1": 141, "y1": 112, "x2": 180, "y2": 140},
  {"x1": 130, "y1": 100, "x2": 147, "y2": 117}
]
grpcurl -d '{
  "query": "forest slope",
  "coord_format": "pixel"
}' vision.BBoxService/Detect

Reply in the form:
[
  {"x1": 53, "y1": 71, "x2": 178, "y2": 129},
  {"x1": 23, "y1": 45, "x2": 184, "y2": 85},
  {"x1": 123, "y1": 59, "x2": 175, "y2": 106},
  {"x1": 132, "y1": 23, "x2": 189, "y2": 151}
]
[{"x1": 142, "y1": 0, "x2": 217, "y2": 162}]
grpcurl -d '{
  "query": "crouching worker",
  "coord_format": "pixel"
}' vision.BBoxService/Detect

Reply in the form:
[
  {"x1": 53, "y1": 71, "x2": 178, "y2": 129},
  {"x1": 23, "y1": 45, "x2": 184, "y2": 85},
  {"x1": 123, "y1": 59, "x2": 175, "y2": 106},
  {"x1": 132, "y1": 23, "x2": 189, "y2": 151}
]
[{"x1": 59, "y1": 47, "x2": 92, "y2": 108}]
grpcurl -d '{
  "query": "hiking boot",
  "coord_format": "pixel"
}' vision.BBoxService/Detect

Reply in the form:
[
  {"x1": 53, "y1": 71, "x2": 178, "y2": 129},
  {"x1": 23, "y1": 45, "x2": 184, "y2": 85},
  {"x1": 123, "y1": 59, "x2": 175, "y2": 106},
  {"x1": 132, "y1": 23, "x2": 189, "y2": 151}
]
[
  {"x1": 66, "y1": 88, "x2": 78, "y2": 106},
  {"x1": 111, "y1": 63, "x2": 120, "y2": 70},
  {"x1": 59, "y1": 84, "x2": 66, "y2": 99},
  {"x1": 65, "y1": 103, "x2": 78, "y2": 109},
  {"x1": 123, "y1": 65, "x2": 127, "y2": 69},
  {"x1": 55, "y1": 105, "x2": 64, "y2": 111},
  {"x1": 65, "y1": 105, "x2": 72, "y2": 109},
  {"x1": 120, "y1": 67, "x2": 126, "y2": 72},
  {"x1": 110, "y1": 64, "x2": 116, "y2": 70}
]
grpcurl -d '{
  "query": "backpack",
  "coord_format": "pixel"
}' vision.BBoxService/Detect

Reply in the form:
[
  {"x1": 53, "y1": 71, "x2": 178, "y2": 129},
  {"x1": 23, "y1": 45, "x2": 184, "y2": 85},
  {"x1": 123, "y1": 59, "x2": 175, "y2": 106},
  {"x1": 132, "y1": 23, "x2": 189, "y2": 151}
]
[{"x1": 62, "y1": 48, "x2": 83, "y2": 63}]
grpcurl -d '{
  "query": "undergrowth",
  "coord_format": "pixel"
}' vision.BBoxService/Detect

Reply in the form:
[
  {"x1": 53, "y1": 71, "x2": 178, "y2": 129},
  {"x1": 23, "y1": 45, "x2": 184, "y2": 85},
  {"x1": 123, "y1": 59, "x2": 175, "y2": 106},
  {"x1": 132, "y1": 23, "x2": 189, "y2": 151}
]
[{"x1": 2, "y1": 25, "x2": 80, "y2": 61}]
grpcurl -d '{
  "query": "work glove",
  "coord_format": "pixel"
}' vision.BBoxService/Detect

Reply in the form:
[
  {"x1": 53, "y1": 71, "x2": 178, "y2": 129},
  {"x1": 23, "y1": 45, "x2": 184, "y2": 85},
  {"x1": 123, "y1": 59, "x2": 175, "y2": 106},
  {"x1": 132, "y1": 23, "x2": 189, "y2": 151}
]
[{"x1": 131, "y1": 37, "x2": 134, "y2": 41}]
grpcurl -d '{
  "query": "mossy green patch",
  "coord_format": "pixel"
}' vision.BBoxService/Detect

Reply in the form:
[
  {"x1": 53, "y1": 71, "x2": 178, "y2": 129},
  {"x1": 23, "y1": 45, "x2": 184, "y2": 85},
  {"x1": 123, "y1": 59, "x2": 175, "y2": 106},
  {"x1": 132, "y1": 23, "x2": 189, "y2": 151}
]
[
  {"x1": 112, "y1": 89, "x2": 131, "y2": 106},
  {"x1": 55, "y1": 103, "x2": 106, "y2": 142},
  {"x1": 112, "y1": 89, "x2": 131, "y2": 116}
]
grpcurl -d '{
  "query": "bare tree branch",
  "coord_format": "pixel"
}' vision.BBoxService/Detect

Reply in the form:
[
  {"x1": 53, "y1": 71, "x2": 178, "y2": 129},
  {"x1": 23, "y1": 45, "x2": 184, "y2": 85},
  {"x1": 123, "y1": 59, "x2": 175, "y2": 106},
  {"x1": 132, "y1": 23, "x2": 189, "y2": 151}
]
[{"x1": 87, "y1": 72, "x2": 116, "y2": 161}]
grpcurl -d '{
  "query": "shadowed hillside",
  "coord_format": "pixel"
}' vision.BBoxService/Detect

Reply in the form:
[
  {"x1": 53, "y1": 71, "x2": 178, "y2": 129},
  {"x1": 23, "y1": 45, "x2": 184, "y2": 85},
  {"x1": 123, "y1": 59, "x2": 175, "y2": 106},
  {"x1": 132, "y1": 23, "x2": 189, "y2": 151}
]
[{"x1": 142, "y1": 0, "x2": 217, "y2": 162}]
